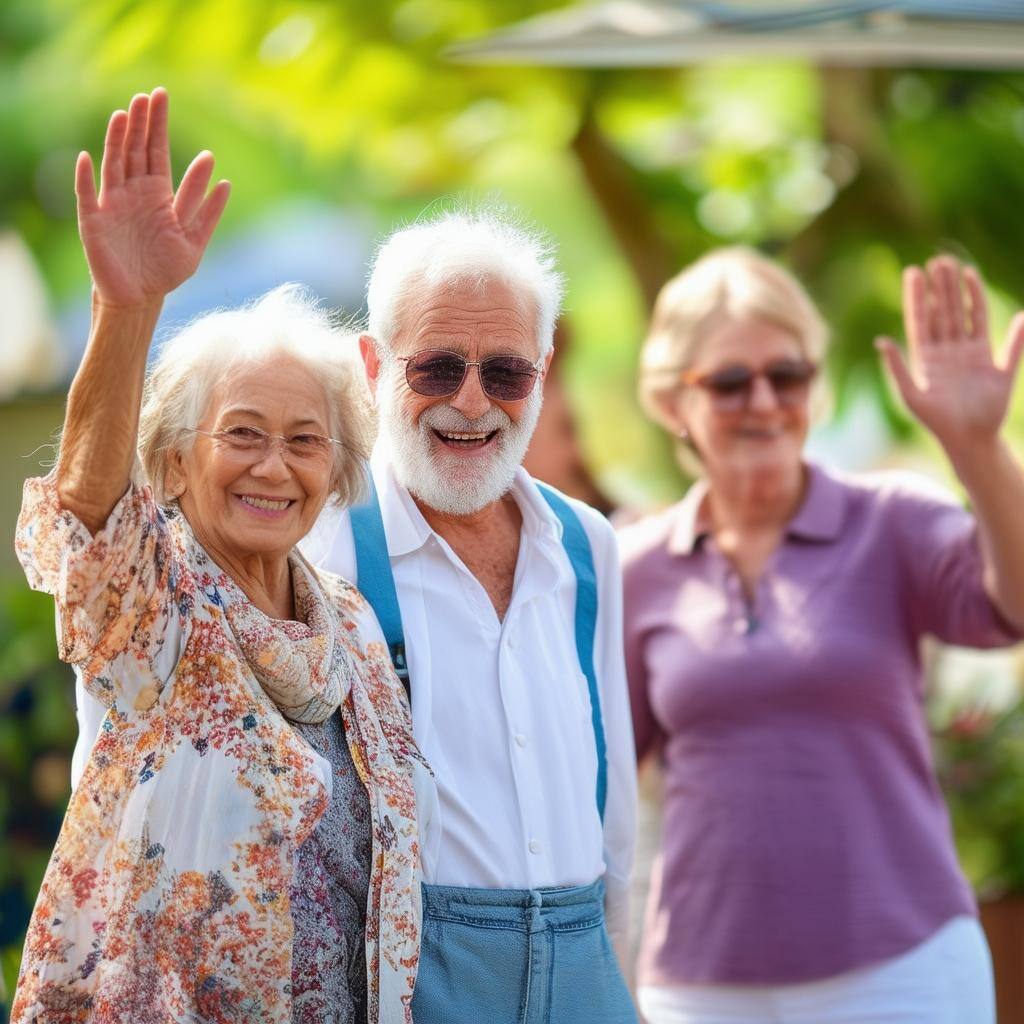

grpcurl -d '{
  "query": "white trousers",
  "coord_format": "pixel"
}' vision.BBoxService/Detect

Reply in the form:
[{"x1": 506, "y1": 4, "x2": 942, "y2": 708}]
[{"x1": 637, "y1": 916, "x2": 994, "y2": 1024}]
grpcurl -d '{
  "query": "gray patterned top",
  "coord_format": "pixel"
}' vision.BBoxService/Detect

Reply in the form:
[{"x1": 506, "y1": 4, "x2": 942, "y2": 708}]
[{"x1": 290, "y1": 710, "x2": 373, "y2": 1023}]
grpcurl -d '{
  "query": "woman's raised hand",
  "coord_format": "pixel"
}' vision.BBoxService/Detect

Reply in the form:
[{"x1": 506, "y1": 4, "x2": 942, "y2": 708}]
[
  {"x1": 75, "y1": 88, "x2": 230, "y2": 308},
  {"x1": 877, "y1": 256, "x2": 1024, "y2": 453}
]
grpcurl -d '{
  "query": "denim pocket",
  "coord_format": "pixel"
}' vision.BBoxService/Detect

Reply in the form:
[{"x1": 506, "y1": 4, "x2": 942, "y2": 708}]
[{"x1": 412, "y1": 915, "x2": 527, "y2": 1024}]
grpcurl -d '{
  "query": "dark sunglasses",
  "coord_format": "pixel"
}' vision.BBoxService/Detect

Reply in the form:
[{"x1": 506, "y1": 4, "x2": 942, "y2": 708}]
[
  {"x1": 397, "y1": 349, "x2": 545, "y2": 403},
  {"x1": 682, "y1": 359, "x2": 817, "y2": 411}
]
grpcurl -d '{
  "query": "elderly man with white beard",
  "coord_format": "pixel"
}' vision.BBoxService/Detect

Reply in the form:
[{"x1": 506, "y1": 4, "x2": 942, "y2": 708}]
[{"x1": 302, "y1": 209, "x2": 639, "y2": 1023}]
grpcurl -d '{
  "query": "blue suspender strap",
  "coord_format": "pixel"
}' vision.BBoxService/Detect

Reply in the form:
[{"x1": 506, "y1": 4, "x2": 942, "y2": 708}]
[
  {"x1": 348, "y1": 476, "x2": 410, "y2": 698},
  {"x1": 537, "y1": 483, "x2": 608, "y2": 823}
]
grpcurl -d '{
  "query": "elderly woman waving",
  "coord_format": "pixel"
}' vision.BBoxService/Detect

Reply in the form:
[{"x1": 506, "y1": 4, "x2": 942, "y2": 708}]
[
  {"x1": 12, "y1": 90, "x2": 428, "y2": 1024},
  {"x1": 623, "y1": 248, "x2": 1024, "y2": 1023}
]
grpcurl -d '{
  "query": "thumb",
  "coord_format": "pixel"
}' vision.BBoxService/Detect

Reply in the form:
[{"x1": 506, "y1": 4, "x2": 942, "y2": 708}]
[{"x1": 876, "y1": 337, "x2": 920, "y2": 409}]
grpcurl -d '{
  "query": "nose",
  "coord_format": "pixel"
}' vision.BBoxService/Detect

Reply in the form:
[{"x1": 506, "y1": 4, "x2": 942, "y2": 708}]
[
  {"x1": 747, "y1": 374, "x2": 780, "y2": 414},
  {"x1": 248, "y1": 439, "x2": 293, "y2": 482},
  {"x1": 448, "y1": 364, "x2": 492, "y2": 420}
]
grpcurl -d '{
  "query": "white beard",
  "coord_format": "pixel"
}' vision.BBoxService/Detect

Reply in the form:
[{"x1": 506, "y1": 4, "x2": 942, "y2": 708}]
[{"x1": 377, "y1": 365, "x2": 543, "y2": 515}]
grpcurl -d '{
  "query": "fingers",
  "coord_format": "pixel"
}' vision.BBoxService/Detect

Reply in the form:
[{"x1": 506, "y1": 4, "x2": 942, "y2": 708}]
[
  {"x1": 902, "y1": 266, "x2": 930, "y2": 353},
  {"x1": 99, "y1": 109, "x2": 128, "y2": 195},
  {"x1": 928, "y1": 256, "x2": 967, "y2": 343},
  {"x1": 173, "y1": 151, "x2": 216, "y2": 226},
  {"x1": 963, "y1": 265, "x2": 990, "y2": 344},
  {"x1": 146, "y1": 87, "x2": 171, "y2": 179},
  {"x1": 75, "y1": 151, "x2": 99, "y2": 218},
  {"x1": 1003, "y1": 312, "x2": 1024, "y2": 380},
  {"x1": 124, "y1": 92, "x2": 150, "y2": 179},
  {"x1": 189, "y1": 180, "x2": 232, "y2": 249},
  {"x1": 876, "y1": 337, "x2": 920, "y2": 410}
]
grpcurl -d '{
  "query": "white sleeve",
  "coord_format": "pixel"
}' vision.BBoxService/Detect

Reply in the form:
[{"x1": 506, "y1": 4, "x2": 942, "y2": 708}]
[
  {"x1": 582, "y1": 506, "x2": 638, "y2": 979},
  {"x1": 298, "y1": 503, "x2": 357, "y2": 580}
]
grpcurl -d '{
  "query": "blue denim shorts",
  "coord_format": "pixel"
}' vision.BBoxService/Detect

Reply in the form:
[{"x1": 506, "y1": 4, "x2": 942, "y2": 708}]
[{"x1": 411, "y1": 878, "x2": 637, "y2": 1024}]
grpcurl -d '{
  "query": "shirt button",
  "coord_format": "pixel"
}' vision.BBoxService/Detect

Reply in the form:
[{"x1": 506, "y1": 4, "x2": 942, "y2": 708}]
[
  {"x1": 507, "y1": 635, "x2": 517, "y2": 650},
  {"x1": 529, "y1": 839, "x2": 541, "y2": 854},
  {"x1": 515, "y1": 734, "x2": 528, "y2": 748}
]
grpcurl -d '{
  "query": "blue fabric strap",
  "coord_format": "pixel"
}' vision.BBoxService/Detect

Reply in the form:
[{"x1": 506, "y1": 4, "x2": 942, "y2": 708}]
[
  {"x1": 537, "y1": 483, "x2": 608, "y2": 823},
  {"x1": 349, "y1": 478, "x2": 409, "y2": 697},
  {"x1": 349, "y1": 476, "x2": 607, "y2": 821}
]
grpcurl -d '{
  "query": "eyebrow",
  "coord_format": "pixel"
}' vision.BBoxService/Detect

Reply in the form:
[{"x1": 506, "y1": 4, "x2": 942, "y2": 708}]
[{"x1": 219, "y1": 407, "x2": 325, "y2": 429}]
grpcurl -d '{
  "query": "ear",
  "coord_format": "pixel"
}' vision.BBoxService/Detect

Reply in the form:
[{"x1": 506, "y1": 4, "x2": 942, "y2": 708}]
[
  {"x1": 164, "y1": 450, "x2": 187, "y2": 500},
  {"x1": 654, "y1": 388, "x2": 688, "y2": 438},
  {"x1": 359, "y1": 334, "x2": 382, "y2": 398},
  {"x1": 541, "y1": 349, "x2": 554, "y2": 378}
]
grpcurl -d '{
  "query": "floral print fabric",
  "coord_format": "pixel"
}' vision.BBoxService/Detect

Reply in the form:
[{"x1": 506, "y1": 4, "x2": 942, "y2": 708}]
[
  {"x1": 290, "y1": 711, "x2": 372, "y2": 1024},
  {"x1": 13, "y1": 474, "x2": 424, "y2": 1024}
]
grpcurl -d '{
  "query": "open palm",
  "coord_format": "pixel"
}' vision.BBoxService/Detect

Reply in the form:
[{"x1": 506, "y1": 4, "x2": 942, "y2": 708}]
[
  {"x1": 878, "y1": 256, "x2": 1024, "y2": 450},
  {"x1": 76, "y1": 89, "x2": 230, "y2": 307}
]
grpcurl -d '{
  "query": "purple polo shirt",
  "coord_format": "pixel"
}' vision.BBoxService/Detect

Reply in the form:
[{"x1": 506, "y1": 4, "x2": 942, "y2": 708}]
[{"x1": 620, "y1": 463, "x2": 1021, "y2": 986}]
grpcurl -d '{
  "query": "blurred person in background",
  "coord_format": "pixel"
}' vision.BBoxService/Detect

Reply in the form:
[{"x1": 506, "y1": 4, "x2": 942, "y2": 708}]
[
  {"x1": 620, "y1": 247, "x2": 1024, "y2": 1024},
  {"x1": 13, "y1": 89, "x2": 428, "y2": 1023}
]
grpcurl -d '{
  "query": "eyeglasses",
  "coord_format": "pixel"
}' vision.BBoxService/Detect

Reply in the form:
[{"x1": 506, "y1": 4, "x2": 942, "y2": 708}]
[
  {"x1": 397, "y1": 349, "x2": 545, "y2": 402},
  {"x1": 681, "y1": 359, "x2": 817, "y2": 412},
  {"x1": 186, "y1": 425, "x2": 343, "y2": 464}
]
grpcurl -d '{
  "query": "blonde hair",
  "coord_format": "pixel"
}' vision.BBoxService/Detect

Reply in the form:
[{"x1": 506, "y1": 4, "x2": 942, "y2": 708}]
[
  {"x1": 638, "y1": 246, "x2": 828, "y2": 438},
  {"x1": 138, "y1": 285, "x2": 373, "y2": 507}
]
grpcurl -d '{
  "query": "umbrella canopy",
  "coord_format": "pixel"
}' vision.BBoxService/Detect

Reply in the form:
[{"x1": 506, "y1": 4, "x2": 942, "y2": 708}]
[{"x1": 447, "y1": 1, "x2": 1024, "y2": 67}]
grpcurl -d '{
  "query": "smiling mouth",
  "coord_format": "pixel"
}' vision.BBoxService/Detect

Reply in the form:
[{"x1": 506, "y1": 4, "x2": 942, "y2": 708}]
[
  {"x1": 433, "y1": 429, "x2": 499, "y2": 450},
  {"x1": 237, "y1": 495, "x2": 294, "y2": 511}
]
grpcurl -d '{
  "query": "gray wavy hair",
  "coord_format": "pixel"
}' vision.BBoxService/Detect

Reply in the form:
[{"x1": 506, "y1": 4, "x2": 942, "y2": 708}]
[{"x1": 138, "y1": 284, "x2": 373, "y2": 507}]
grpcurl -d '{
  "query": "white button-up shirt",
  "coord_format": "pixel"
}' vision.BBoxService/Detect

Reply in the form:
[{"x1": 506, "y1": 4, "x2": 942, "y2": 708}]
[{"x1": 301, "y1": 451, "x2": 637, "y2": 955}]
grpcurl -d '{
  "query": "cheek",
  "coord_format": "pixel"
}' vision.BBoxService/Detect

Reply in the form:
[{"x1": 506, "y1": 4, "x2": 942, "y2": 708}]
[
  {"x1": 402, "y1": 391, "x2": 434, "y2": 427},
  {"x1": 297, "y1": 463, "x2": 333, "y2": 507}
]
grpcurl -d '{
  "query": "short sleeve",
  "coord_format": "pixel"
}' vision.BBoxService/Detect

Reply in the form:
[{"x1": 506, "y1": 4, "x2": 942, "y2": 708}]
[
  {"x1": 617, "y1": 524, "x2": 668, "y2": 765},
  {"x1": 890, "y1": 481, "x2": 1022, "y2": 649},
  {"x1": 16, "y1": 472, "x2": 180, "y2": 708}
]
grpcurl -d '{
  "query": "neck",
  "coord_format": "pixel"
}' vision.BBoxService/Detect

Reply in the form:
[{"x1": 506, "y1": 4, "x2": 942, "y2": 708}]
[
  {"x1": 187, "y1": 516, "x2": 295, "y2": 619},
  {"x1": 413, "y1": 490, "x2": 520, "y2": 541},
  {"x1": 705, "y1": 461, "x2": 807, "y2": 536}
]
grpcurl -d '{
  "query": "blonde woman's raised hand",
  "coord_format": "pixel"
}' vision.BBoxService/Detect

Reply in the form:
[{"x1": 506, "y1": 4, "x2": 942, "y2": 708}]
[
  {"x1": 75, "y1": 89, "x2": 231, "y2": 309},
  {"x1": 877, "y1": 255, "x2": 1024, "y2": 454}
]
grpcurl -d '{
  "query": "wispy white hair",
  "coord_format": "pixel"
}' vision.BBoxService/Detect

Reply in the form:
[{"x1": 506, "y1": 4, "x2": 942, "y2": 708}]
[
  {"x1": 366, "y1": 207, "x2": 565, "y2": 355},
  {"x1": 138, "y1": 284, "x2": 372, "y2": 507}
]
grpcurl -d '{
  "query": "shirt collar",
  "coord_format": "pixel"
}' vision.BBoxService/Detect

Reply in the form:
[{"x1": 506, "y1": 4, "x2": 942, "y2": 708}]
[
  {"x1": 369, "y1": 447, "x2": 563, "y2": 557},
  {"x1": 666, "y1": 461, "x2": 847, "y2": 555}
]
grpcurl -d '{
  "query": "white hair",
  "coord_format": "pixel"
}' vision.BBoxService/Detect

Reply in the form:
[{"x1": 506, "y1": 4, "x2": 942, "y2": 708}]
[
  {"x1": 366, "y1": 207, "x2": 565, "y2": 355},
  {"x1": 138, "y1": 284, "x2": 373, "y2": 507}
]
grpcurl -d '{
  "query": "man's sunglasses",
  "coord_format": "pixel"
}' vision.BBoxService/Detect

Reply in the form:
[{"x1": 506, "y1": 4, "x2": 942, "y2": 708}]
[
  {"x1": 397, "y1": 349, "x2": 545, "y2": 402},
  {"x1": 682, "y1": 359, "x2": 817, "y2": 412}
]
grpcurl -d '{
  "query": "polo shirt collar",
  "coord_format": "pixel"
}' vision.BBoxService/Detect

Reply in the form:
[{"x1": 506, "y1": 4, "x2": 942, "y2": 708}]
[{"x1": 666, "y1": 461, "x2": 847, "y2": 555}]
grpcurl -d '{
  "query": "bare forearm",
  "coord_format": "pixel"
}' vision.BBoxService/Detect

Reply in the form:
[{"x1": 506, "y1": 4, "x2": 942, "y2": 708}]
[
  {"x1": 56, "y1": 297, "x2": 162, "y2": 533},
  {"x1": 946, "y1": 435, "x2": 1024, "y2": 629}
]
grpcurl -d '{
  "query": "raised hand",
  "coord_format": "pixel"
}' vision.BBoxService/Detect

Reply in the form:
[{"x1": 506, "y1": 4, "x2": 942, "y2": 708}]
[
  {"x1": 877, "y1": 255, "x2": 1024, "y2": 453},
  {"x1": 75, "y1": 89, "x2": 230, "y2": 308}
]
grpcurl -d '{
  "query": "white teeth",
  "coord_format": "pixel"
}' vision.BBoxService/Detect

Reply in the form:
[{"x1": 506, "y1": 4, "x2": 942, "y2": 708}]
[
  {"x1": 440, "y1": 432, "x2": 489, "y2": 441},
  {"x1": 240, "y1": 496, "x2": 290, "y2": 510}
]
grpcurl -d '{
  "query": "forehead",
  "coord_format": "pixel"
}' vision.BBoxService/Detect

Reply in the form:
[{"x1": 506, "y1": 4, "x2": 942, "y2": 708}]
[
  {"x1": 205, "y1": 354, "x2": 330, "y2": 424},
  {"x1": 692, "y1": 315, "x2": 805, "y2": 368},
  {"x1": 393, "y1": 277, "x2": 538, "y2": 354}
]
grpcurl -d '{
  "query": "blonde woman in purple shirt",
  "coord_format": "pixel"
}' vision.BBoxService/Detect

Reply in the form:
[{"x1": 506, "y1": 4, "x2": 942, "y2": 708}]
[{"x1": 620, "y1": 249, "x2": 1024, "y2": 1023}]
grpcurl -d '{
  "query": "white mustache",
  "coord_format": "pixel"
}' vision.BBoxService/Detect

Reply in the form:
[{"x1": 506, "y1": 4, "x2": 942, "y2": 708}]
[{"x1": 420, "y1": 404, "x2": 511, "y2": 435}]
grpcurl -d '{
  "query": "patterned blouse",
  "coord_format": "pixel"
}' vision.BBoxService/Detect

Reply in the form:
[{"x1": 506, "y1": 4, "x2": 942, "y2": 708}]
[{"x1": 13, "y1": 474, "x2": 428, "y2": 1024}]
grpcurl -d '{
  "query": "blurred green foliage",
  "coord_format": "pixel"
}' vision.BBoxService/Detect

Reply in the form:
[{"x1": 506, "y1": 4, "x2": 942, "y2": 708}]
[
  {"x1": 4, "y1": 0, "x2": 1024, "y2": 1010},
  {"x1": 0, "y1": 583, "x2": 76, "y2": 1004}
]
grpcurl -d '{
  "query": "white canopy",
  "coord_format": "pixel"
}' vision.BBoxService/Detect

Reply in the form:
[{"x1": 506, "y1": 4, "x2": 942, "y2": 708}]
[{"x1": 447, "y1": 1, "x2": 1024, "y2": 68}]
